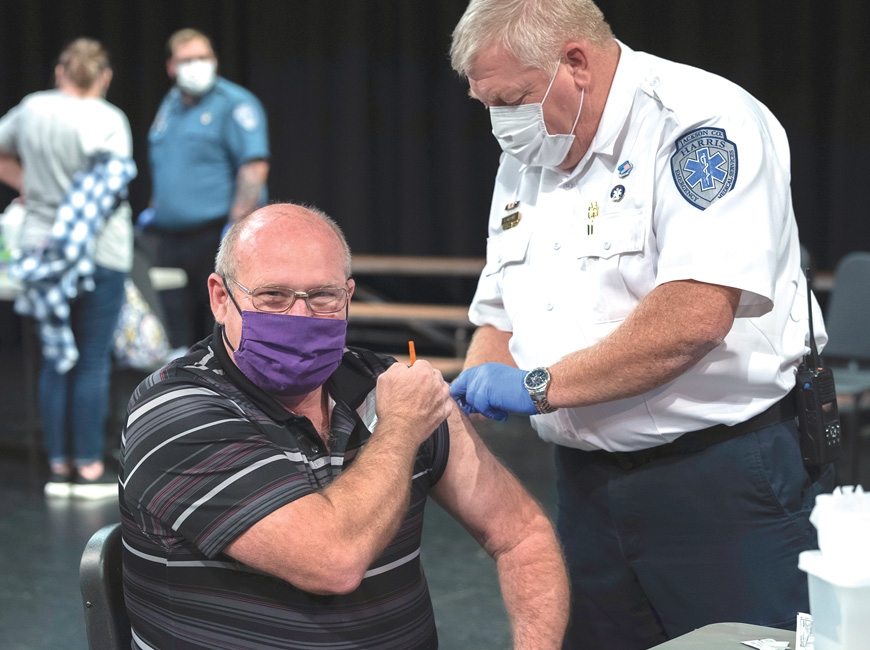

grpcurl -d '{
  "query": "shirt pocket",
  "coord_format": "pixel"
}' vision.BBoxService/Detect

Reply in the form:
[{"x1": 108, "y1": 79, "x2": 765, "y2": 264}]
[
  {"x1": 482, "y1": 227, "x2": 532, "y2": 321},
  {"x1": 573, "y1": 208, "x2": 650, "y2": 323},
  {"x1": 575, "y1": 208, "x2": 646, "y2": 259},
  {"x1": 483, "y1": 227, "x2": 532, "y2": 276}
]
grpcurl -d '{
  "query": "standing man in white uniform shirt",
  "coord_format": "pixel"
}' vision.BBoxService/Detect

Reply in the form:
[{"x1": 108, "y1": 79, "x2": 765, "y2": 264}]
[{"x1": 448, "y1": 1, "x2": 833, "y2": 647}]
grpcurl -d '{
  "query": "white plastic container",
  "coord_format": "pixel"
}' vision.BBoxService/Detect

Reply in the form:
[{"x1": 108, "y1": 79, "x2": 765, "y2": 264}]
[
  {"x1": 811, "y1": 487, "x2": 870, "y2": 558},
  {"x1": 799, "y1": 550, "x2": 870, "y2": 649}
]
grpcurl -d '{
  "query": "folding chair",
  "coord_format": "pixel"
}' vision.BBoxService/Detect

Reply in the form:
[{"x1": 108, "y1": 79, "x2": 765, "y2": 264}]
[
  {"x1": 820, "y1": 252, "x2": 870, "y2": 485},
  {"x1": 80, "y1": 522, "x2": 132, "y2": 650}
]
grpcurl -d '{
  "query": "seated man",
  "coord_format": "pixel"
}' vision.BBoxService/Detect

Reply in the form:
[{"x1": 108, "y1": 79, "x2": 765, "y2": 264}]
[{"x1": 119, "y1": 202, "x2": 569, "y2": 650}]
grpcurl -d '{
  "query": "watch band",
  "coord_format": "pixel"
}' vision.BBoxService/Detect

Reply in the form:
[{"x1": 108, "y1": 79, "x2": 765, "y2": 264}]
[
  {"x1": 525, "y1": 367, "x2": 558, "y2": 414},
  {"x1": 533, "y1": 396, "x2": 557, "y2": 414}
]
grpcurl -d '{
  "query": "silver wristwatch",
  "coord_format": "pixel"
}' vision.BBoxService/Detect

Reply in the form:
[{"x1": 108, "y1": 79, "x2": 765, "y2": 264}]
[{"x1": 523, "y1": 367, "x2": 557, "y2": 414}]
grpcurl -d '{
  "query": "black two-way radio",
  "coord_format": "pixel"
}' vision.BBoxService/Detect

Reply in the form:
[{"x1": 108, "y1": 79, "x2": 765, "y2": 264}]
[{"x1": 796, "y1": 268, "x2": 842, "y2": 466}]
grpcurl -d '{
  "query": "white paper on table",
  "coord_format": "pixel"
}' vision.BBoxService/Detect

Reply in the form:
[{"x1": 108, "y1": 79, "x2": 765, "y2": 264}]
[{"x1": 796, "y1": 612, "x2": 814, "y2": 650}]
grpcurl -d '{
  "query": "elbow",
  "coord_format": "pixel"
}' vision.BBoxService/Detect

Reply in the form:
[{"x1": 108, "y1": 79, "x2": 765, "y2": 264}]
[
  {"x1": 677, "y1": 329, "x2": 727, "y2": 372},
  {"x1": 277, "y1": 554, "x2": 368, "y2": 596},
  {"x1": 315, "y1": 560, "x2": 366, "y2": 595},
  {"x1": 326, "y1": 575, "x2": 364, "y2": 596},
  {"x1": 694, "y1": 319, "x2": 732, "y2": 354},
  {"x1": 680, "y1": 306, "x2": 734, "y2": 361}
]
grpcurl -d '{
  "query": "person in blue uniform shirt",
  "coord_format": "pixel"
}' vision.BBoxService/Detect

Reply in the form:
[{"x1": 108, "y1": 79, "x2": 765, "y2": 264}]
[
  {"x1": 145, "y1": 28, "x2": 269, "y2": 349},
  {"x1": 447, "y1": 0, "x2": 833, "y2": 648}
]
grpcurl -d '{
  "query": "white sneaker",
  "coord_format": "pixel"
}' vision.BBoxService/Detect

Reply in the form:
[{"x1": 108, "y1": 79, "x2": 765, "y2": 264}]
[
  {"x1": 71, "y1": 475, "x2": 119, "y2": 500},
  {"x1": 44, "y1": 477, "x2": 72, "y2": 497}
]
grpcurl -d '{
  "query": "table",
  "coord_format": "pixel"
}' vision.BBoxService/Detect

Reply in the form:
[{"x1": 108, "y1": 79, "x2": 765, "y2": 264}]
[
  {"x1": 351, "y1": 254, "x2": 485, "y2": 278},
  {"x1": 649, "y1": 622, "x2": 797, "y2": 649},
  {"x1": 0, "y1": 266, "x2": 187, "y2": 298}
]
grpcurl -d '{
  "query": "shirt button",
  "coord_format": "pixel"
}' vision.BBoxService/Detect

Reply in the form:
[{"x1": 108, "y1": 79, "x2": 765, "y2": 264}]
[
  {"x1": 546, "y1": 303, "x2": 554, "y2": 311},
  {"x1": 603, "y1": 241, "x2": 611, "y2": 250},
  {"x1": 497, "y1": 254, "x2": 502, "y2": 263},
  {"x1": 563, "y1": 181, "x2": 576, "y2": 190},
  {"x1": 553, "y1": 242, "x2": 561, "y2": 250}
]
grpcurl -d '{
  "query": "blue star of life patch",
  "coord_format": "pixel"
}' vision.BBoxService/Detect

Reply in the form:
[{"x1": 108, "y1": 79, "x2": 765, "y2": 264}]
[{"x1": 670, "y1": 127, "x2": 738, "y2": 210}]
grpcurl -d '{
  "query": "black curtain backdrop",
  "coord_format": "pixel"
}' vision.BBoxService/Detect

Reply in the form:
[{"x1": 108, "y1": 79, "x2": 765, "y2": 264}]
[{"x1": 1, "y1": 0, "x2": 868, "y2": 272}]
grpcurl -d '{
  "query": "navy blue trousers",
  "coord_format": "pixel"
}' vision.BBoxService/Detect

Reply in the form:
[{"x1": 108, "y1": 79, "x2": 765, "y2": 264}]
[
  {"x1": 150, "y1": 218, "x2": 224, "y2": 349},
  {"x1": 555, "y1": 420, "x2": 834, "y2": 649}
]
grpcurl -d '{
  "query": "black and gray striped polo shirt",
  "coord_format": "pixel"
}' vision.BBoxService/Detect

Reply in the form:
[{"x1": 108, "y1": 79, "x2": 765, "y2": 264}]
[{"x1": 120, "y1": 332, "x2": 449, "y2": 649}]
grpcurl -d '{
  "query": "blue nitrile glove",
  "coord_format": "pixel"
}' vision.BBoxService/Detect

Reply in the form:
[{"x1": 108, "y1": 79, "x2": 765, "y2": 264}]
[
  {"x1": 449, "y1": 363, "x2": 536, "y2": 421},
  {"x1": 135, "y1": 207, "x2": 155, "y2": 235}
]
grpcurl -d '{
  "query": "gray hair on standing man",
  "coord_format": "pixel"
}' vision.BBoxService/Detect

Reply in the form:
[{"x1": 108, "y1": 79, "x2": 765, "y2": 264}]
[{"x1": 450, "y1": 0, "x2": 614, "y2": 77}]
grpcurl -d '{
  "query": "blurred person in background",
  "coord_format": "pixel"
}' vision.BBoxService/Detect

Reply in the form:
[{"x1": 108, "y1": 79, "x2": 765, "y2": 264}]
[
  {"x1": 0, "y1": 38, "x2": 136, "y2": 498},
  {"x1": 142, "y1": 28, "x2": 269, "y2": 350}
]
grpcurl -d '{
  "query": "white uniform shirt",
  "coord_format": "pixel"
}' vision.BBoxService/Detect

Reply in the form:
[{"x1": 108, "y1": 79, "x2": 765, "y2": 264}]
[{"x1": 469, "y1": 42, "x2": 825, "y2": 452}]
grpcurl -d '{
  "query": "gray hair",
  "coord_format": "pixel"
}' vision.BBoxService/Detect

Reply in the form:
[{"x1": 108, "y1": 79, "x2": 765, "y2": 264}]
[
  {"x1": 214, "y1": 203, "x2": 353, "y2": 281},
  {"x1": 450, "y1": 0, "x2": 614, "y2": 78}
]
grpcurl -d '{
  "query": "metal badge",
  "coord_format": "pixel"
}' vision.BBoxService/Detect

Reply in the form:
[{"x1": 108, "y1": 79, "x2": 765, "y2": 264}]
[
  {"x1": 505, "y1": 200, "x2": 520, "y2": 211},
  {"x1": 502, "y1": 211, "x2": 521, "y2": 230},
  {"x1": 610, "y1": 185, "x2": 625, "y2": 202},
  {"x1": 617, "y1": 160, "x2": 633, "y2": 178},
  {"x1": 587, "y1": 201, "x2": 599, "y2": 235}
]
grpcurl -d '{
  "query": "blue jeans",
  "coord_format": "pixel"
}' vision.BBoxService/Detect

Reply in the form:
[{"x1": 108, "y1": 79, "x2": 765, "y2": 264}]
[
  {"x1": 40, "y1": 266, "x2": 126, "y2": 467},
  {"x1": 556, "y1": 420, "x2": 833, "y2": 649}
]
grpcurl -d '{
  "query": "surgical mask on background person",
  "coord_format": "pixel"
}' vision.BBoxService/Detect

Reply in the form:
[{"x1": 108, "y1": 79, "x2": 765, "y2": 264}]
[
  {"x1": 225, "y1": 312, "x2": 347, "y2": 397},
  {"x1": 489, "y1": 63, "x2": 584, "y2": 168},
  {"x1": 175, "y1": 59, "x2": 217, "y2": 96}
]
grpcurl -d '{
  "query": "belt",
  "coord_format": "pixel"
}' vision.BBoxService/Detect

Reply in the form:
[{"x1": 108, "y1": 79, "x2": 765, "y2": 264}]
[{"x1": 589, "y1": 388, "x2": 798, "y2": 471}]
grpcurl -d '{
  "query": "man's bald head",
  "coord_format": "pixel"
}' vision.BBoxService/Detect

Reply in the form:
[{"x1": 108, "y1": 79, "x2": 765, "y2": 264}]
[{"x1": 215, "y1": 203, "x2": 352, "y2": 282}]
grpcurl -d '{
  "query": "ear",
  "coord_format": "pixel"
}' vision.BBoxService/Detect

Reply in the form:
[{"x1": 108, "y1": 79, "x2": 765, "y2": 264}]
[
  {"x1": 54, "y1": 64, "x2": 65, "y2": 88},
  {"x1": 208, "y1": 273, "x2": 230, "y2": 324},
  {"x1": 166, "y1": 58, "x2": 176, "y2": 80},
  {"x1": 563, "y1": 42, "x2": 592, "y2": 86},
  {"x1": 346, "y1": 278, "x2": 356, "y2": 301},
  {"x1": 100, "y1": 69, "x2": 113, "y2": 96}
]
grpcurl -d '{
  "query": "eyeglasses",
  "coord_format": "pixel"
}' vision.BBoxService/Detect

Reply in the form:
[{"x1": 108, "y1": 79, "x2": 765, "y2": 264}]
[{"x1": 227, "y1": 277, "x2": 349, "y2": 315}]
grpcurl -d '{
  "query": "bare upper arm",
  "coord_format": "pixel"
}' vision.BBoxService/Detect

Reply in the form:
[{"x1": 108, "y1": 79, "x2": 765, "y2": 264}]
[{"x1": 430, "y1": 403, "x2": 547, "y2": 557}]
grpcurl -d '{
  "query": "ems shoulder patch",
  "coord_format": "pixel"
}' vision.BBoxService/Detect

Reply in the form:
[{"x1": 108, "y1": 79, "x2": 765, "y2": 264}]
[
  {"x1": 670, "y1": 127, "x2": 738, "y2": 210},
  {"x1": 233, "y1": 103, "x2": 259, "y2": 131}
]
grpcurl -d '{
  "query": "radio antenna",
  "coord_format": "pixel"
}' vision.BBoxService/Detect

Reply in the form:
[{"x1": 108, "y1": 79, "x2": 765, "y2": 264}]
[{"x1": 805, "y1": 267, "x2": 821, "y2": 369}]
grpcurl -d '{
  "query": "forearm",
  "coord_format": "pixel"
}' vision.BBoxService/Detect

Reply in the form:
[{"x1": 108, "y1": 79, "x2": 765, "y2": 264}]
[
  {"x1": 464, "y1": 324, "x2": 516, "y2": 369},
  {"x1": 496, "y1": 518, "x2": 569, "y2": 650},
  {"x1": 228, "y1": 362, "x2": 454, "y2": 593},
  {"x1": 547, "y1": 280, "x2": 740, "y2": 408},
  {"x1": 319, "y1": 417, "x2": 422, "y2": 565},
  {"x1": 229, "y1": 420, "x2": 422, "y2": 594},
  {"x1": 0, "y1": 153, "x2": 23, "y2": 192},
  {"x1": 229, "y1": 159, "x2": 269, "y2": 221}
]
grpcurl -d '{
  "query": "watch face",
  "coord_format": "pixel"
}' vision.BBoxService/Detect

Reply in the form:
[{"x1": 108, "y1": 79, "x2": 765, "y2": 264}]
[{"x1": 524, "y1": 368, "x2": 550, "y2": 390}]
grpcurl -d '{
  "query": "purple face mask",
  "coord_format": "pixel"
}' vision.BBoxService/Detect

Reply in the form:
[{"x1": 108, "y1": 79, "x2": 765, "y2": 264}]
[{"x1": 229, "y1": 311, "x2": 347, "y2": 397}]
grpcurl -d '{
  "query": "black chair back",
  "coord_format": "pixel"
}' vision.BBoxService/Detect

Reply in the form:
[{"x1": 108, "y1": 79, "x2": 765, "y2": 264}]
[{"x1": 80, "y1": 522, "x2": 131, "y2": 650}]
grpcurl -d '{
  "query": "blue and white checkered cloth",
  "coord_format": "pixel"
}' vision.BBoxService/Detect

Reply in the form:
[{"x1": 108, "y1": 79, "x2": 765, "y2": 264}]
[{"x1": 10, "y1": 153, "x2": 137, "y2": 374}]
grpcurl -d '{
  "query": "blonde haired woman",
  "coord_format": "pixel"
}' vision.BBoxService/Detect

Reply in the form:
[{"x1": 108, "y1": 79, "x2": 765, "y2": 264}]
[{"x1": 0, "y1": 38, "x2": 134, "y2": 498}]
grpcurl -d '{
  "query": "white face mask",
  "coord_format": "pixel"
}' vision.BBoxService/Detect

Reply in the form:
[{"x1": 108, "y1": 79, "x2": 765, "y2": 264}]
[
  {"x1": 489, "y1": 64, "x2": 584, "y2": 168},
  {"x1": 176, "y1": 59, "x2": 217, "y2": 96}
]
